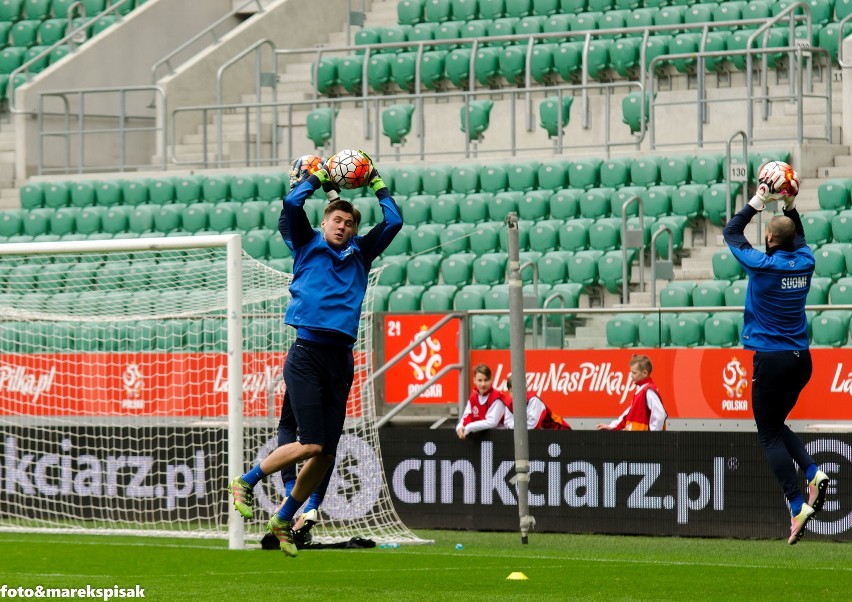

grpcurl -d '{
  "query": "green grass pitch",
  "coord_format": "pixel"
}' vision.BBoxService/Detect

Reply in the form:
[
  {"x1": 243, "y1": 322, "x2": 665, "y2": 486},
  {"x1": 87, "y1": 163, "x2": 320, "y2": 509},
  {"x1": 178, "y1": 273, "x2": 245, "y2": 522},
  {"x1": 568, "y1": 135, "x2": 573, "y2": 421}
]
[{"x1": 1, "y1": 530, "x2": 850, "y2": 601}]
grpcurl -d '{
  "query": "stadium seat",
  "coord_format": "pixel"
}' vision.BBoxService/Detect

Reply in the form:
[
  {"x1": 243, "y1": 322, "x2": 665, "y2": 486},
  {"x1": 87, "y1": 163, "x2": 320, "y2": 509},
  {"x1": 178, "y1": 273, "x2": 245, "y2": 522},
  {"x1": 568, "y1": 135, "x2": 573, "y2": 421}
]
[
  {"x1": 557, "y1": 218, "x2": 589, "y2": 251},
  {"x1": 473, "y1": 252, "x2": 507, "y2": 285},
  {"x1": 431, "y1": 193, "x2": 461, "y2": 224},
  {"x1": 518, "y1": 190, "x2": 551, "y2": 220},
  {"x1": 507, "y1": 161, "x2": 539, "y2": 192},
  {"x1": 537, "y1": 252, "x2": 567, "y2": 285},
  {"x1": 306, "y1": 108, "x2": 337, "y2": 149},
  {"x1": 703, "y1": 314, "x2": 739, "y2": 347},
  {"x1": 460, "y1": 99, "x2": 494, "y2": 142},
  {"x1": 549, "y1": 189, "x2": 580, "y2": 219},
  {"x1": 567, "y1": 158, "x2": 601, "y2": 190},
  {"x1": 148, "y1": 177, "x2": 176, "y2": 204},
  {"x1": 337, "y1": 55, "x2": 364, "y2": 95},
  {"x1": 439, "y1": 223, "x2": 473, "y2": 255},
  {"x1": 671, "y1": 184, "x2": 705, "y2": 221},
  {"x1": 101, "y1": 206, "x2": 130, "y2": 235},
  {"x1": 399, "y1": 194, "x2": 431, "y2": 223},
  {"x1": 660, "y1": 281, "x2": 695, "y2": 308},
  {"x1": 803, "y1": 212, "x2": 832, "y2": 247},
  {"x1": 388, "y1": 285, "x2": 425, "y2": 312},
  {"x1": 579, "y1": 187, "x2": 612, "y2": 220},
  {"x1": 484, "y1": 284, "x2": 510, "y2": 311},
  {"x1": 598, "y1": 249, "x2": 632, "y2": 294},
  {"x1": 450, "y1": 164, "x2": 480, "y2": 194},
  {"x1": 553, "y1": 41, "x2": 582, "y2": 81},
  {"x1": 479, "y1": 164, "x2": 508, "y2": 194},
  {"x1": 660, "y1": 155, "x2": 692, "y2": 187},
  {"x1": 409, "y1": 223, "x2": 442, "y2": 254},
  {"x1": 256, "y1": 174, "x2": 285, "y2": 203},
  {"x1": 382, "y1": 103, "x2": 416, "y2": 145},
  {"x1": 638, "y1": 314, "x2": 670, "y2": 347},
  {"x1": 639, "y1": 186, "x2": 672, "y2": 219},
  {"x1": 421, "y1": 284, "x2": 457, "y2": 311},
  {"x1": 814, "y1": 245, "x2": 847, "y2": 281},
  {"x1": 812, "y1": 313, "x2": 849, "y2": 347},
  {"x1": 539, "y1": 95, "x2": 573, "y2": 138},
  {"x1": 829, "y1": 277, "x2": 852, "y2": 305},
  {"x1": 537, "y1": 160, "x2": 568, "y2": 191},
  {"x1": 599, "y1": 157, "x2": 631, "y2": 190},
  {"x1": 692, "y1": 280, "x2": 727, "y2": 308},
  {"x1": 406, "y1": 254, "x2": 442, "y2": 287},
  {"x1": 49, "y1": 206, "x2": 78, "y2": 236},
  {"x1": 588, "y1": 218, "x2": 620, "y2": 252},
  {"x1": 0, "y1": 208, "x2": 24, "y2": 236},
  {"x1": 529, "y1": 42, "x2": 557, "y2": 83},
  {"x1": 611, "y1": 186, "x2": 644, "y2": 218},
  {"x1": 468, "y1": 220, "x2": 500, "y2": 254},
  {"x1": 622, "y1": 91, "x2": 651, "y2": 134},
  {"x1": 175, "y1": 175, "x2": 203, "y2": 204},
  {"x1": 418, "y1": 166, "x2": 449, "y2": 196},
  {"x1": 611, "y1": 37, "x2": 640, "y2": 78},
  {"x1": 818, "y1": 179, "x2": 851, "y2": 212},
  {"x1": 808, "y1": 277, "x2": 831, "y2": 305},
  {"x1": 691, "y1": 154, "x2": 723, "y2": 185},
  {"x1": 669, "y1": 315, "x2": 704, "y2": 347},
  {"x1": 606, "y1": 315, "x2": 638, "y2": 347},
  {"x1": 703, "y1": 183, "x2": 741, "y2": 227},
  {"x1": 832, "y1": 211, "x2": 852, "y2": 243},
  {"x1": 489, "y1": 190, "x2": 521, "y2": 221},
  {"x1": 528, "y1": 220, "x2": 560, "y2": 253},
  {"x1": 454, "y1": 287, "x2": 486, "y2": 311},
  {"x1": 440, "y1": 253, "x2": 474, "y2": 287},
  {"x1": 376, "y1": 256, "x2": 407, "y2": 287},
  {"x1": 712, "y1": 249, "x2": 744, "y2": 282},
  {"x1": 567, "y1": 250, "x2": 601, "y2": 288}
]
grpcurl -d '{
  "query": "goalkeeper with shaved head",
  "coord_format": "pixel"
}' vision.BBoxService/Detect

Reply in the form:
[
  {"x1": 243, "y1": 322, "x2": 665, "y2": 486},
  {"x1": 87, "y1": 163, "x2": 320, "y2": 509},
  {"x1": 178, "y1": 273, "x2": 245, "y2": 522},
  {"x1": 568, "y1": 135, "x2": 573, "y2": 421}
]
[
  {"x1": 723, "y1": 161, "x2": 829, "y2": 545},
  {"x1": 229, "y1": 151, "x2": 402, "y2": 556}
]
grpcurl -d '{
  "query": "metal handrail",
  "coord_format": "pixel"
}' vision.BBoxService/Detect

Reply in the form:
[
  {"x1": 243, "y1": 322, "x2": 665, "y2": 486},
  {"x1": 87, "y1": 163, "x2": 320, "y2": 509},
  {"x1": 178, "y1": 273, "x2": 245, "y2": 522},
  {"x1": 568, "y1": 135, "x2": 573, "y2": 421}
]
[
  {"x1": 8, "y1": 0, "x2": 136, "y2": 112},
  {"x1": 37, "y1": 85, "x2": 167, "y2": 174},
  {"x1": 647, "y1": 45, "x2": 832, "y2": 149},
  {"x1": 214, "y1": 39, "x2": 277, "y2": 168},
  {"x1": 650, "y1": 225, "x2": 673, "y2": 308},
  {"x1": 621, "y1": 195, "x2": 644, "y2": 305},
  {"x1": 725, "y1": 130, "x2": 749, "y2": 225},
  {"x1": 150, "y1": 0, "x2": 266, "y2": 83}
]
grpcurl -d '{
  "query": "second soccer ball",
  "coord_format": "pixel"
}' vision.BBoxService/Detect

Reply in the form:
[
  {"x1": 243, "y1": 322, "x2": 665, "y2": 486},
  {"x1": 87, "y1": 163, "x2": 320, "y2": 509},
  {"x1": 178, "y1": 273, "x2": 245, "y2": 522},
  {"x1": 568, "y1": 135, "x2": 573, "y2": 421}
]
[{"x1": 326, "y1": 149, "x2": 372, "y2": 189}]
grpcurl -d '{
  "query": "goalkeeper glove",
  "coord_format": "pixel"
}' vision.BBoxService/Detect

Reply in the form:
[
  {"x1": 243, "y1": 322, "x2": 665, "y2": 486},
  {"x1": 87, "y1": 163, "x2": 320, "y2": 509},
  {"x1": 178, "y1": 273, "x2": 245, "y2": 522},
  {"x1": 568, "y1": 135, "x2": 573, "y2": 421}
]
[
  {"x1": 358, "y1": 150, "x2": 386, "y2": 193},
  {"x1": 313, "y1": 167, "x2": 341, "y2": 201}
]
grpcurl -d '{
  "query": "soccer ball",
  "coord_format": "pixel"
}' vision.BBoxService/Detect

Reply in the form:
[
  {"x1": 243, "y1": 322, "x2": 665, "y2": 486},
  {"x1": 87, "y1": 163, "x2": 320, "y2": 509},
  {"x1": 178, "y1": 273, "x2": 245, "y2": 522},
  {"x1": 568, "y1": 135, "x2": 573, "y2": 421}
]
[
  {"x1": 289, "y1": 154, "x2": 325, "y2": 190},
  {"x1": 327, "y1": 149, "x2": 372, "y2": 189},
  {"x1": 758, "y1": 160, "x2": 798, "y2": 196}
]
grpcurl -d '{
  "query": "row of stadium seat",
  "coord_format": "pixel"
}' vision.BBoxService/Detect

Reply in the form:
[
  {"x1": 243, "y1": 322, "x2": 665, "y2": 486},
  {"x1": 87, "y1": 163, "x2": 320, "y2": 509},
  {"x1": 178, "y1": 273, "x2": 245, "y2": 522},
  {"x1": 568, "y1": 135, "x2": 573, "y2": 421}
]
[
  {"x1": 0, "y1": 317, "x2": 286, "y2": 353},
  {"x1": 713, "y1": 243, "x2": 852, "y2": 284},
  {"x1": 396, "y1": 0, "x2": 850, "y2": 27},
  {"x1": 317, "y1": 24, "x2": 851, "y2": 97},
  {"x1": 20, "y1": 152, "x2": 784, "y2": 208},
  {"x1": 660, "y1": 276, "x2": 852, "y2": 307},
  {"x1": 605, "y1": 308, "x2": 852, "y2": 348},
  {"x1": 0, "y1": 0, "x2": 141, "y2": 22}
]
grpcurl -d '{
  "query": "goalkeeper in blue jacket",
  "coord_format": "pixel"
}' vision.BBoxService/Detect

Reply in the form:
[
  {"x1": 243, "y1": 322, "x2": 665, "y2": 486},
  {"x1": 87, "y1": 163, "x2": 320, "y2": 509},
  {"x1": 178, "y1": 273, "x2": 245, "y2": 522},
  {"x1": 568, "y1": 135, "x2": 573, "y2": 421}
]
[
  {"x1": 229, "y1": 151, "x2": 402, "y2": 556},
  {"x1": 723, "y1": 161, "x2": 829, "y2": 545}
]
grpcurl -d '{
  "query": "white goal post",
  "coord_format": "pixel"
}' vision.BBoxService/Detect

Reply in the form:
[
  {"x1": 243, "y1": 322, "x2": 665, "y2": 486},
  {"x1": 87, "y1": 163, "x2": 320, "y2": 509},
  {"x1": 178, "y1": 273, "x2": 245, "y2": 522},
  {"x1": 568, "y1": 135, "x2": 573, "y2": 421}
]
[{"x1": 0, "y1": 235, "x2": 425, "y2": 548}]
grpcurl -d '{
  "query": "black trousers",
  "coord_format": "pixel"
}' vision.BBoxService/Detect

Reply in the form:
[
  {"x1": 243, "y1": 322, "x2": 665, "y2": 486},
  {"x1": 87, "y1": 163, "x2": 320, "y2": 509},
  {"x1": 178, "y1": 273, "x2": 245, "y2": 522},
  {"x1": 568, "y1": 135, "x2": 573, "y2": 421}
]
[
  {"x1": 751, "y1": 350, "x2": 815, "y2": 503},
  {"x1": 277, "y1": 389, "x2": 334, "y2": 499}
]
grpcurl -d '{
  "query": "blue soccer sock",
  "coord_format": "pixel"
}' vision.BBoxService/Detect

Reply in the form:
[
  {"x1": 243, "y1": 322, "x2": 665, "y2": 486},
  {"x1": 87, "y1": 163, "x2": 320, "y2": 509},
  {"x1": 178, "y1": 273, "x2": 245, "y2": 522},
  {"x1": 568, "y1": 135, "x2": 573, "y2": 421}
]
[
  {"x1": 284, "y1": 479, "x2": 296, "y2": 498},
  {"x1": 243, "y1": 464, "x2": 266, "y2": 488},
  {"x1": 277, "y1": 494, "x2": 305, "y2": 522},
  {"x1": 789, "y1": 495, "x2": 805, "y2": 517},
  {"x1": 805, "y1": 463, "x2": 818, "y2": 483},
  {"x1": 304, "y1": 491, "x2": 323, "y2": 513}
]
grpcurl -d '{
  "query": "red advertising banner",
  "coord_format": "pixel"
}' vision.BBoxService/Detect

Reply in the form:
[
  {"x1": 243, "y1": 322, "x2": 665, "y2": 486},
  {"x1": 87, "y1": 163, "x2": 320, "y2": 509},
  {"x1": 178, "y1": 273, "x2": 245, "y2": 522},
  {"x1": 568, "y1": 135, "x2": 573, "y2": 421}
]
[
  {"x1": 382, "y1": 314, "x2": 460, "y2": 405},
  {"x1": 468, "y1": 348, "x2": 852, "y2": 421}
]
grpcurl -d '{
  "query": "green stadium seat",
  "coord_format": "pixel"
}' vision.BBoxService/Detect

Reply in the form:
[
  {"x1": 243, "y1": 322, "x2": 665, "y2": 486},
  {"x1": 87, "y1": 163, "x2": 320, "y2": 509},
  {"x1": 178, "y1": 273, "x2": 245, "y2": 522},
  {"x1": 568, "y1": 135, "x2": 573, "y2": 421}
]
[
  {"x1": 336, "y1": 54, "x2": 364, "y2": 95},
  {"x1": 484, "y1": 285, "x2": 510, "y2": 311},
  {"x1": 529, "y1": 42, "x2": 557, "y2": 83},
  {"x1": 0, "y1": 0, "x2": 23, "y2": 21},
  {"x1": 179, "y1": 203, "x2": 209, "y2": 233},
  {"x1": 398, "y1": 194, "x2": 430, "y2": 224},
  {"x1": 152, "y1": 204, "x2": 180, "y2": 233},
  {"x1": 382, "y1": 224, "x2": 412, "y2": 257},
  {"x1": 703, "y1": 315, "x2": 738, "y2": 347},
  {"x1": 66, "y1": 180, "x2": 95, "y2": 208},
  {"x1": 234, "y1": 201, "x2": 265, "y2": 231},
  {"x1": 814, "y1": 244, "x2": 847, "y2": 281},
  {"x1": 450, "y1": 164, "x2": 479, "y2": 194},
  {"x1": 537, "y1": 252, "x2": 567, "y2": 284},
  {"x1": 654, "y1": 215, "x2": 688, "y2": 259},
  {"x1": 41, "y1": 180, "x2": 70, "y2": 208},
  {"x1": 19, "y1": 181, "x2": 44, "y2": 209},
  {"x1": 0, "y1": 208, "x2": 24, "y2": 236},
  {"x1": 420, "y1": 166, "x2": 450, "y2": 197},
  {"x1": 469, "y1": 219, "x2": 500, "y2": 254},
  {"x1": 554, "y1": 41, "x2": 582, "y2": 81},
  {"x1": 489, "y1": 190, "x2": 520, "y2": 221},
  {"x1": 473, "y1": 46, "x2": 500, "y2": 86},
  {"x1": 306, "y1": 108, "x2": 337, "y2": 149},
  {"x1": 313, "y1": 57, "x2": 339, "y2": 95},
  {"x1": 638, "y1": 186, "x2": 672, "y2": 219},
  {"x1": 49, "y1": 206, "x2": 78, "y2": 236},
  {"x1": 420, "y1": 284, "x2": 456, "y2": 311},
  {"x1": 567, "y1": 249, "x2": 601, "y2": 288},
  {"x1": 453, "y1": 286, "x2": 485, "y2": 311},
  {"x1": 375, "y1": 256, "x2": 407, "y2": 287},
  {"x1": 803, "y1": 212, "x2": 832, "y2": 246},
  {"x1": 256, "y1": 173, "x2": 285, "y2": 203},
  {"x1": 622, "y1": 91, "x2": 651, "y2": 135},
  {"x1": 518, "y1": 190, "x2": 551, "y2": 220},
  {"x1": 148, "y1": 177, "x2": 176, "y2": 204},
  {"x1": 606, "y1": 315, "x2": 638, "y2": 347},
  {"x1": 692, "y1": 280, "x2": 727, "y2": 308},
  {"x1": 725, "y1": 279, "x2": 748, "y2": 307},
  {"x1": 479, "y1": 165, "x2": 508, "y2": 194},
  {"x1": 539, "y1": 95, "x2": 572, "y2": 138},
  {"x1": 207, "y1": 203, "x2": 236, "y2": 232},
  {"x1": 440, "y1": 252, "x2": 474, "y2": 287},
  {"x1": 669, "y1": 315, "x2": 704, "y2": 347},
  {"x1": 691, "y1": 154, "x2": 724, "y2": 185},
  {"x1": 829, "y1": 278, "x2": 852, "y2": 304},
  {"x1": 660, "y1": 281, "x2": 696, "y2": 308},
  {"x1": 243, "y1": 228, "x2": 269, "y2": 258},
  {"x1": 118, "y1": 178, "x2": 147, "y2": 206},
  {"x1": 423, "y1": 0, "x2": 452, "y2": 22},
  {"x1": 507, "y1": 161, "x2": 539, "y2": 192},
  {"x1": 438, "y1": 223, "x2": 472, "y2": 255},
  {"x1": 100, "y1": 206, "x2": 130, "y2": 235},
  {"x1": 405, "y1": 253, "x2": 443, "y2": 286},
  {"x1": 174, "y1": 175, "x2": 203, "y2": 204},
  {"x1": 579, "y1": 187, "x2": 612, "y2": 220},
  {"x1": 0, "y1": 47, "x2": 25, "y2": 75},
  {"x1": 703, "y1": 183, "x2": 741, "y2": 227},
  {"x1": 473, "y1": 252, "x2": 507, "y2": 285},
  {"x1": 537, "y1": 160, "x2": 568, "y2": 191},
  {"x1": 568, "y1": 158, "x2": 601, "y2": 190},
  {"x1": 528, "y1": 220, "x2": 559, "y2": 253},
  {"x1": 557, "y1": 218, "x2": 589, "y2": 251},
  {"x1": 660, "y1": 156, "x2": 692, "y2": 187},
  {"x1": 499, "y1": 43, "x2": 528, "y2": 85},
  {"x1": 808, "y1": 277, "x2": 831, "y2": 305},
  {"x1": 630, "y1": 157, "x2": 661, "y2": 188},
  {"x1": 671, "y1": 183, "x2": 705, "y2": 221},
  {"x1": 599, "y1": 157, "x2": 631, "y2": 190},
  {"x1": 812, "y1": 313, "x2": 849, "y2": 347},
  {"x1": 409, "y1": 223, "x2": 442, "y2": 254},
  {"x1": 638, "y1": 314, "x2": 670, "y2": 347},
  {"x1": 23, "y1": 45, "x2": 49, "y2": 73},
  {"x1": 818, "y1": 21, "x2": 852, "y2": 64},
  {"x1": 611, "y1": 37, "x2": 640, "y2": 79},
  {"x1": 388, "y1": 284, "x2": 425, "y2": 312},
  {"x1": 832, "y1": 211, "x2": 852, "y2": 243},
  {"x1": 598, "y1": 249, "x2": 633, "y2": 294},
  {"x1": 712, "y1": 248, "x2": 744, "y2": 281},
  {"x1": 818, "y1": 180, "x2": 851, "y2": 212},
  {"x1": 382, "y1": 103, "x2": 416, "y2": 145},
  {"x1": 398, "y1": 0, "x2": 424, "y2": 25},
  {"x1": 11, "y1": 20, "x2": 39, "y2": 47},
  {"x1": 588, "y1": 217, "x2": 620, "y2": 252},
  {"x1": 22, "y1": 207, "x2": 50, "y2": 236},
  {"x1": 430, "y1": 193, "x2": 461, "y2": 224},
  {"x1": 549, "y1": 189, "x2": 580, "y2": 219},
  {"x1": 459, "y1": 99, "x2": 494, "y2": 142}
]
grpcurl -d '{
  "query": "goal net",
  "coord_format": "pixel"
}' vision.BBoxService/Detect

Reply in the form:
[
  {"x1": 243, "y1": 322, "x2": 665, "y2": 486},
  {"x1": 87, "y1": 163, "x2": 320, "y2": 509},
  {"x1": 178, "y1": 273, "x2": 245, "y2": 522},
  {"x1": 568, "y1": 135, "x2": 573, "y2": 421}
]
[{"x1": 0, "y1": 235, "x2": 426, "y2": 547}]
